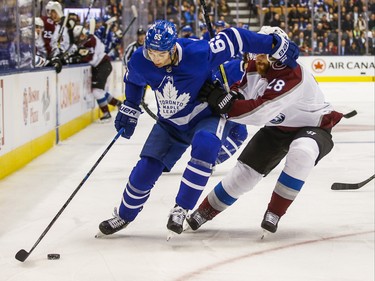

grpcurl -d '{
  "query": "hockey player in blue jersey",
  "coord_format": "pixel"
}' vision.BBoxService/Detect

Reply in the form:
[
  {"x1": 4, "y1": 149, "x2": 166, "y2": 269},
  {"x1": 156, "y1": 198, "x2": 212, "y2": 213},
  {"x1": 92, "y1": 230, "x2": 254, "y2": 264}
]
[{"x1": 97, "y1": 20, "x2": 299, "y2": 237}]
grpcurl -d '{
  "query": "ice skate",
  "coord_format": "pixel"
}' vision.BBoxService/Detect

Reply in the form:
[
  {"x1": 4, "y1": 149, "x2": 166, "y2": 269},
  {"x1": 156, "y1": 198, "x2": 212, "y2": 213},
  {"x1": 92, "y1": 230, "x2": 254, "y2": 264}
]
[
  {"x1": 96, "y1": 208, "x2": 130, "y2": 238},
  {"x1": 260, "y1": 210, "x2": 280, "y2": 238},
  {"x1": 185, "y1": 209, "x2": 208, "y2": 231},
  {"x1": 99, "y1": 112, "x2": 112, "y2": 123},
  {"x1": 166, "y1": 205, "x2": 187, "y2": 240}
]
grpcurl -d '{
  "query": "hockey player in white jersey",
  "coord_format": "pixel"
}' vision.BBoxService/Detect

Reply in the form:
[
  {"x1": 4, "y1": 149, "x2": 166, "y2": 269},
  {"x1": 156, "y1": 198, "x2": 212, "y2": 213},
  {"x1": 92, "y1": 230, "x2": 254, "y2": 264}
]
[
  {"x1": 97, "y1": 21, "x2": 300, "y2": 237},
  {"x1": 186, "y1": 27, "x2": 344, "y2": 235}
]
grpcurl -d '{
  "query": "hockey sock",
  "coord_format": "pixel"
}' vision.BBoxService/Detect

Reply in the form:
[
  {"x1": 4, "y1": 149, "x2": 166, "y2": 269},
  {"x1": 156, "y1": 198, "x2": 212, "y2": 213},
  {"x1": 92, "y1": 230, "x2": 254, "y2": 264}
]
[
  {"x1": 99, "y1": 104, "x2": 110, "y2": 114},
  {"x1": 119, "y1": 157, "x2": 164, "y2": 221},
  {"x1": 269, "y1": 171, "x2": 304, "y2": 216},
  {"x1": 203, "y1": 181, "x2": 238, "y2": 215},
  {"x1": 105, "y1": 92, "x2": 121, "y2": 106},
  {"x1": 119, "y1": 182, "x2": 150, "y2": 221},
  {"x1": 93, "y1": 88, "x2": 108, "y2": 108},
  {"x1": 267, "y1": 191, "x2": 293, "y2": 217},
  {"x1": 176, "y1": 159, "x2": 212, "y2": 210},
  {"x1": 269, "y1": 137, "x2": 319, "y2": 216}
]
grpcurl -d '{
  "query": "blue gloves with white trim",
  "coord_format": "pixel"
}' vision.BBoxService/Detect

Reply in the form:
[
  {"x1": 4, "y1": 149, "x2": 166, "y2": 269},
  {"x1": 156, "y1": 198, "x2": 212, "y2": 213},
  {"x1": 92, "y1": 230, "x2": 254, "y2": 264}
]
[
  {"x1": 115, "y1": 101, "x2": 141, "y2": 139},
  {"x1": 270, "y1": 33, "x2": 299, "y2": 69}
]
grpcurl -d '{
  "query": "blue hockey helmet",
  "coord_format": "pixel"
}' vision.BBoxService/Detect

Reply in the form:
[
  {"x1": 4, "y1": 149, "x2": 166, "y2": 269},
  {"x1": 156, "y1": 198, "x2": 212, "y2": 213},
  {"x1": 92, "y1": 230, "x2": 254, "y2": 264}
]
[
  {"x1": 199, "y1": 22, "x2": 207, "y2": 30},
  {"x1": 102, "y1": 14, "x2": 111, "y2": 23},
  {"x1": 181, "y1": 25, "x2": 193, "y2": 33},
  {"x1": 215, "y1": 20, "x2": 226, "y2": 28},
  {"x1": 145, "y1": 20, "x2": 177, "y2": 52}
]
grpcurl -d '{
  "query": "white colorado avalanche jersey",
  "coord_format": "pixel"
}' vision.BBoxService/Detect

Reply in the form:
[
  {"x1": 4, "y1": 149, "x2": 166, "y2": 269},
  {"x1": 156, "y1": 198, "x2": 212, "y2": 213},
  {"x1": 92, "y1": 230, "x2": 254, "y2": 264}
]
[
  {"x1": 124, "y1": 28, "x2": 275, "y2": 131},
  {"x1": 228, "y1": 60, "x2": 343, "y2": 130}
]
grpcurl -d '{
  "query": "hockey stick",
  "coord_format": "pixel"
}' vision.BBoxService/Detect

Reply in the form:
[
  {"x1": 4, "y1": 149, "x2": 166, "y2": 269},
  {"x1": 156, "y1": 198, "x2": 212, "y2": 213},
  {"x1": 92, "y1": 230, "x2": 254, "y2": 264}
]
[
  {"x1": 141, "y1": 100, "x2": 158, "y2": 120},
  {"x1": 331, "y1": 174, "x2": 375, "y2": 190},
  {"x1": 199, "y1": 0, "x2": 230, "y2": 92},
  {"x1": 61, "y1": 0, "x2": 95, "y2": 59},
  {"x1": 120, "y1": 5, "x2": 138, "y2": 38},
  {"x1": 343, "y1": 110, "x2": 357, "y2": 119},
  {"x1": 15, "y1": 128, "x2": 124, "y2": 262},
  {"x1": 105, "y1": 5, "x2": 138, "y2": 58},
  {"x1": 56, "y1": 14, "x2": 69, "y2": 47}
]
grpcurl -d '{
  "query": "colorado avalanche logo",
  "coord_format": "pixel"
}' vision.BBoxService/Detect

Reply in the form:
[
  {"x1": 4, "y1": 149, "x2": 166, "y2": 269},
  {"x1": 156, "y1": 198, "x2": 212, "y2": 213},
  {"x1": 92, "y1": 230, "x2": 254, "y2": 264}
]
[
  {"x1": 272, "y1": 61, "x2": 287, "y2": 70},
  {"x1": 270, "y1": 113, "x2": 285, "y2": 124},
  {"x1": 155, "y1": 80, "x2": 191, "y2": 118}
]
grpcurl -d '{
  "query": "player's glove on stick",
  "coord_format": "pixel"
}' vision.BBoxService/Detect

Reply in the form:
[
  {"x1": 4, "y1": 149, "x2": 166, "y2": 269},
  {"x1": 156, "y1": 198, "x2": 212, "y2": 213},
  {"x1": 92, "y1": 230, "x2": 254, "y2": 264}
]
[
  {"x1": 115, "y1": 101, "x2": 141, "y2": 139},
  {"x1": 50, "y1": 57, "x2": 63, "y2": 73},
  {"x1": 199, "y1": 82, "x2": 240, "y2": 115},
  {"x1": 270, "y1": 34, "x2": 299, "y2": 68}
]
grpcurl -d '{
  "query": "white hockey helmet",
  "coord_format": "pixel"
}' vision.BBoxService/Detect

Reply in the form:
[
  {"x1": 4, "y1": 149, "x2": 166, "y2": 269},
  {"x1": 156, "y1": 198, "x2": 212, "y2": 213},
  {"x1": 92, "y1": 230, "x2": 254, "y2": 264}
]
[
  {"x1": 35, "y1": 17, "x2": 44, "y2": 28},
  {"x1": 46, "y1": 1, "x2": 64, "y2": 18},
  {"x1": 73, "y1": 25, "x2": 88, "y2": 38}
]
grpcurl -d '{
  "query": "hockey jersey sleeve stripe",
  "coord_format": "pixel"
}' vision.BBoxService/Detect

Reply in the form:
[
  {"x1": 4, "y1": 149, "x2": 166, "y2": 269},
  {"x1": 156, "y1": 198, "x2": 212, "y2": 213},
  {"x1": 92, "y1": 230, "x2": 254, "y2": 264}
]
[
  {"x1": 219, "y1": 31, "x2": 235, "y2": 57},
  {"x1": 168, "y1": 103, "x2": 209, "y2": 126},
  {"x1": 230, "y1": 28, "x2": 243, "y2": 54}
]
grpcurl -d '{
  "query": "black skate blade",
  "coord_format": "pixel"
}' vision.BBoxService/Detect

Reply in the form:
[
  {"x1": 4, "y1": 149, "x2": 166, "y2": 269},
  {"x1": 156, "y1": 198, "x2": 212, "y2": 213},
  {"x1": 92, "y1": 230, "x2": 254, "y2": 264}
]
[
  {"x1": 166, "y1": 230, "x2": 177, "y2": 241},
  {"x1": 95, "y1": 231, "x2": 107, "y2": 239},
  {"x1": 260, "y1": 229, "x2": 271, "y2": 240},
  {"x1": 182, "y1": 220, "x2": 191, "y2": 232},
  {"x1": 15, "y1": 249, "x2": 29, "y2": 262}
]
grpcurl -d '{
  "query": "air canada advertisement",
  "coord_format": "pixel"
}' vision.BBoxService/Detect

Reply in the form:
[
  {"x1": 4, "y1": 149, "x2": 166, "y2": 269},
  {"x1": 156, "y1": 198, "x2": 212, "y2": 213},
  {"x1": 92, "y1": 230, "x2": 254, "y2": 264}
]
[{"x1": 299, "y1": 56, "x2": 375, "y2": 76}]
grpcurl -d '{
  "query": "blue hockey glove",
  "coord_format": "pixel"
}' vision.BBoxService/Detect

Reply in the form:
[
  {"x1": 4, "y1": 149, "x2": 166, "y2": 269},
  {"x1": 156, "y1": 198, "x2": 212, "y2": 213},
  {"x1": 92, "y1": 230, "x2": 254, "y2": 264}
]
[
  {"x1": 270, "y1": 34, "x2": 299, "y2": 68},
  {"x1": 115, "y1": 101, "x2": 141, "y2": 139}
]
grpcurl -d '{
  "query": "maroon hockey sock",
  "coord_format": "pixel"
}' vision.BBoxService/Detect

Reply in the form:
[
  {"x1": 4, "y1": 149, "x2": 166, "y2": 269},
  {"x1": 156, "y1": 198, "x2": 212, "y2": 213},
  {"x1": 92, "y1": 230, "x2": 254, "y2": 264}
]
[
  {"x1": 267, "y1": 192, "x2": 293, "y2": 217},
  {"x1": 108, "y1": 97, "x2": 121, "y2": 106},
  {"x1": 100, "y1": 104, "x2": 110, "y2": 114}
]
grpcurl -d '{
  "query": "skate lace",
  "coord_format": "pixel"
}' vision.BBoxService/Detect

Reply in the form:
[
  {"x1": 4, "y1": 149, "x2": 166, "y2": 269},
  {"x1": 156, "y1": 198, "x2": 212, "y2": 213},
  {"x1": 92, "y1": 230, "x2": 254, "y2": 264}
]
[
  {"x1": 265, "y1": 211, "x2": 279, "y2": 225},
  {"x1": 170, "y1": 206, "x2": 187, "y2": 224},
  {"x1": 108, "y1": 208, "x2": 127, "y2": 229}
]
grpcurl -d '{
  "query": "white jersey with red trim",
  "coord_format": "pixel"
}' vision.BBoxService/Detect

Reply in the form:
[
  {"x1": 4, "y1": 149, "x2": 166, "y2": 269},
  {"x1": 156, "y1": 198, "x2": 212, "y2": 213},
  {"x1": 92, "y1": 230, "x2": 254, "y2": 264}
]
[
  {"x1": 228, "y1": 60, "x2": 343, "y2": 130},
  {"x1": 79, "y1": 35, "x2": 107, "y2": 67}
]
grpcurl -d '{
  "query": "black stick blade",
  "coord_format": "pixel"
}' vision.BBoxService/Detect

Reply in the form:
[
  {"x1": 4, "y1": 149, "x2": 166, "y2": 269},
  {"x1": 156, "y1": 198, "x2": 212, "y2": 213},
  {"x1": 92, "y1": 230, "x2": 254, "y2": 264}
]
[
  {"x1": 331, "y1": 183, "x2": 361, "y2": 190},
  {"x1": 343, "y1": 110, "x2": 357, "y2": 119},
  {"x1": 331, "y1": 175, "x2": 375, "y2": 190},
  {"x1": 15, "y1": 249, "x2": 29, "y2": 262}
]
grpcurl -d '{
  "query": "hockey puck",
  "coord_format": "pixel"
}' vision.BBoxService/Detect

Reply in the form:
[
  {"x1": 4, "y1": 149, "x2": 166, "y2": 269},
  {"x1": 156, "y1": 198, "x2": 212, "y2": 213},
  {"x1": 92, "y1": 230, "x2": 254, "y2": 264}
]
[{"x1": 47, "y1": 253, "x2": 60, "y2": 260}]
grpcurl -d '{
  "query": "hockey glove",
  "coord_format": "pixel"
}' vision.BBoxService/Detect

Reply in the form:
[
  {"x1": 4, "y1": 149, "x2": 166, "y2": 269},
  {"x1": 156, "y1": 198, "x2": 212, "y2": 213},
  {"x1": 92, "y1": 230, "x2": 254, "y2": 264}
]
[
  {"x1": 115, "y1": 101, "x2": 142, "y2": 139},
  {"x1": 78, "y1": 48, "x2": 89, "y2": 57},
  {"x1": 199, "y1": 82, "x2": 239, "y2": 115},
  {"x1": 270, "y1": 34, "x2": 299, "y2": 68},
  {"x1": 51, "y1": 57, "x2": 63, "y2": 73}
]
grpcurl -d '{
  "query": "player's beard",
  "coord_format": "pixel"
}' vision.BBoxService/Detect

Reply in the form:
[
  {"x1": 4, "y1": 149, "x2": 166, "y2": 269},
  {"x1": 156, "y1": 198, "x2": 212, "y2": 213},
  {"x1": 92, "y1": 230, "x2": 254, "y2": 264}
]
[{"x1": 255, "y1": 60, "x2": 270, "y2": 76}]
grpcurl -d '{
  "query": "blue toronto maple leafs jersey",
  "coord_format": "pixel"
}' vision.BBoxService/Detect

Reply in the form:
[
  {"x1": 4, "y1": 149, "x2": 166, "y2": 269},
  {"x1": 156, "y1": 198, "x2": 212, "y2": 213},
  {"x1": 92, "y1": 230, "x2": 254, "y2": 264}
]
[{"x1": 124, "y1": 27, "x2": 273, "y2": 131}]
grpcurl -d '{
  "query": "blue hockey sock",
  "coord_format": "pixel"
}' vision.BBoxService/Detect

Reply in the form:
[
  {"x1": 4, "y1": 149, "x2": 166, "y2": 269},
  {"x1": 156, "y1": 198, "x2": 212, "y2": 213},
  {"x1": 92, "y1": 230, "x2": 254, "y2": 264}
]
[
  {"x1": 119, "y1": 182, "x2": 150, "y2": 222},
  {"x1": 176, "y1": 160, "x2": 212, "y2": 210}
]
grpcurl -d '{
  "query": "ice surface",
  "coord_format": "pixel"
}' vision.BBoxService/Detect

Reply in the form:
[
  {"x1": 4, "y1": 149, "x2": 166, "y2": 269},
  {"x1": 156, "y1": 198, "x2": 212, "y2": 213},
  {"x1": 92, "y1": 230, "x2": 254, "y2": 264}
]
[{"x1": 0, "y1": 83, "x2": 373, "y2": 281}]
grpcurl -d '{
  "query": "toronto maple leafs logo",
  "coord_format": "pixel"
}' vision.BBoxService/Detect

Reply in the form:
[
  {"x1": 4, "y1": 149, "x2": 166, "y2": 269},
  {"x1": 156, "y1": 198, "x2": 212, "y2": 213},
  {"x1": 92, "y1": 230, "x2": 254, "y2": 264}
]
[{"x1": 155, "y1": 80, "x2": 190, "y2": 118}]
